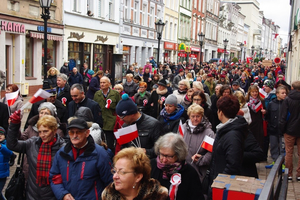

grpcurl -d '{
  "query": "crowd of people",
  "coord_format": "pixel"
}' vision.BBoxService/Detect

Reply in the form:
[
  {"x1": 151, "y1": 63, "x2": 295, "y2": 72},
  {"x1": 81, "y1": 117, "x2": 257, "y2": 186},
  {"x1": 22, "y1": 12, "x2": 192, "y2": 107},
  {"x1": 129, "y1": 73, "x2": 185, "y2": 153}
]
[{"x1": 0, "y1": 57, "x2": 298, "y2": 200}]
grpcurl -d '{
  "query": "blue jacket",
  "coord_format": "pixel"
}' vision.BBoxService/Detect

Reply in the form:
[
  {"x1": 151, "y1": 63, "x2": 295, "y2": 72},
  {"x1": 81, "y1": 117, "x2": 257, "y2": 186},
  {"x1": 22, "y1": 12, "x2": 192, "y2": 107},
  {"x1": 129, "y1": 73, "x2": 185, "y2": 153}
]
[
  {"x1": 68, "y1": 72, "x2": 83, "y2": 86},
  {"x1": 0, "y1": 140, "x2": 13, "y2": 178},
  {"x1": 50, "y1": 136, "x2": 113, "y2": 200},
  {"x1": 86, "y1": 76, "x2": 100, "y2": 99}
]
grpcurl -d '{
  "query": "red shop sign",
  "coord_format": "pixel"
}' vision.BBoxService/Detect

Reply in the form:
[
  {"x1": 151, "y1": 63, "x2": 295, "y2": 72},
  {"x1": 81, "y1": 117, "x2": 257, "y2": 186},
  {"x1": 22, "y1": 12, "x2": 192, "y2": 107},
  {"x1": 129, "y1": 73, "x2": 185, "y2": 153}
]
[
  {"x1": 189, "y1": 54, "x2": 197, "y2": 58},
  {"x1": 190, "y1": 47, "x2": 200, "y2": 52},
  {"x1": 164, "y1": 42, "x2": 175, "y2": 50},
  {"x1": 178, "y1": 53, "x2": 187, "y2": 57}
]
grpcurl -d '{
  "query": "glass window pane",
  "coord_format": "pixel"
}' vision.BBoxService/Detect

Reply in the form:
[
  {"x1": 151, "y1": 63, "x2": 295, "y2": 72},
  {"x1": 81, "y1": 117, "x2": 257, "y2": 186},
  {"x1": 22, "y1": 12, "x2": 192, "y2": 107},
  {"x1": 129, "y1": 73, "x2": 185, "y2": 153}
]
[{"x1": 25, "y1": 37, "x2": 33, "y2": 77}]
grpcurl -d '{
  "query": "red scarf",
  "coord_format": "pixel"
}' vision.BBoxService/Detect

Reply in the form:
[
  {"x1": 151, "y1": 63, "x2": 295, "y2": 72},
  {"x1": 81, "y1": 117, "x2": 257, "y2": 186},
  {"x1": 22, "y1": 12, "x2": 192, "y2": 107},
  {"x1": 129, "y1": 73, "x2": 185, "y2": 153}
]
[{"x1": 36, "y1": 137, "x2": 57, "y2": 186}]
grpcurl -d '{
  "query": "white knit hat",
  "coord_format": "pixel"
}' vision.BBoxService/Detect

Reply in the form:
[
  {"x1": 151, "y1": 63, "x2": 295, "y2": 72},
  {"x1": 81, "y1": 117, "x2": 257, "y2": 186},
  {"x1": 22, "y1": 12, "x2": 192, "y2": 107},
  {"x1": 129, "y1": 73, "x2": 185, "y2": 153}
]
[{"x1": 89, "y1": 123, "x2": 102, "y2": 145}]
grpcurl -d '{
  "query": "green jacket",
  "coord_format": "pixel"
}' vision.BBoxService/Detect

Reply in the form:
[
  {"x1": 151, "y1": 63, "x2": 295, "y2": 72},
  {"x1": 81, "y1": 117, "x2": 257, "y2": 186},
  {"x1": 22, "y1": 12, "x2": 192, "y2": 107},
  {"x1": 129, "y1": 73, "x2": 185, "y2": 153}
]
[
  {"x1": 204, "y1": 80, "x2": 216, "y2": 97},
  {"x1": 94, "y1": 89, "x2": 121, "y2": 131}
]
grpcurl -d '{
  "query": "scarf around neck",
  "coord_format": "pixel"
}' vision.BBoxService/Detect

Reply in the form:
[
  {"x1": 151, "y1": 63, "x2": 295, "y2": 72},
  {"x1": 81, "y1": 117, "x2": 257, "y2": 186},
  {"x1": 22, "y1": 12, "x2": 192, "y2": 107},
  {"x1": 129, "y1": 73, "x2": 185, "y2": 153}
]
[
  {"x1": 248, "y1": 96, "x2": 262, "y2": 113},
  {"x1": 156, "y1": 156, "x2": 183, "y2": 179},
  {"x1": 36, "y1": 137, "x2": 57, "y2": 186}
]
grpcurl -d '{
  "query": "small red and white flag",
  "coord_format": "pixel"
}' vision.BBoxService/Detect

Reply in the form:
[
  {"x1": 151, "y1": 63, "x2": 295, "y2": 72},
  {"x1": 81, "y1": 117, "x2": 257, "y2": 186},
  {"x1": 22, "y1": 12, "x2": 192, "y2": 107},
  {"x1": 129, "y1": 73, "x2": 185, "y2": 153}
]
[
  {"x1": 253, "y1": 52, "x2": 257, "y2": 58},
  {"x1": 29, "y1": 89, "x2": 52, "y2": 104},
  {"x1": 201, "y1": 135, "x2": 214, "y2": 152},
  {"x1": 5, "y1": 90, "x2": 19, "y2": 107},
  {"x1": 273, "y1": 33, "x2": 279, "y2": 40},
  {"x1": 178, "y1": 120, "x2": 184, "y2": 137},
  {"x1": 255, "y1": 101, "x2": 263, "y2": 112},
  {"x1": 259, "y1": 88, "x2": 267, "y2": 99},
  {"x1": 114, "y1": 124, "x2": 139, "y2": 145}
]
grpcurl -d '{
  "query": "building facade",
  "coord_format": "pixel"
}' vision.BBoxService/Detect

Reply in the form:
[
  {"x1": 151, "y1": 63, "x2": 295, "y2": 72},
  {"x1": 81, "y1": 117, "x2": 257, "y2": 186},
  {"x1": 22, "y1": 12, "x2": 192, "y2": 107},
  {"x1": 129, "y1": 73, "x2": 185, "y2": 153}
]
[{"x1": 0, "y1": 0, "x2": 63, "y2": 96}]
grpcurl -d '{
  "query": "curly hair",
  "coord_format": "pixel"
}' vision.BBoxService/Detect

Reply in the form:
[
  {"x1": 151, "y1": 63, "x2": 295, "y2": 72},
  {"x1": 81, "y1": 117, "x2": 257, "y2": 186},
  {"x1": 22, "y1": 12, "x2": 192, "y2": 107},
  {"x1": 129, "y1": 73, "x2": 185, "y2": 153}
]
[{"x1": 37, "y1": 115, "x2": 58, "y2": 133}]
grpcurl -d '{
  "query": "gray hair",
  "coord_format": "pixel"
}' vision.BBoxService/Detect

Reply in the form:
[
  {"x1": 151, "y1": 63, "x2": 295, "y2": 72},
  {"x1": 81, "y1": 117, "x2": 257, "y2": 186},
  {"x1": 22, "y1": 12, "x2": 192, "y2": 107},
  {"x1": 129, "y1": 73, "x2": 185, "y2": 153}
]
[
  {"x1": 70, "y1": 83, "x2": 84, "y2": 92},
  {"x1": 38, "y1": 102, "x2": 57, "y2": 116},
  {"x1": 101, "y1": 76, "x2": 111, "y2": 83},
  {"x1": 57, "y1": 73, "x2": 68, "y2": 81},
  {"x1": 154, "y1": 133, "x2": 188, "y2": 162},
  {"x1": 193, "y1": 81, "x2": 203, "y2": 91},
  {"x1": 179, "y1": 79, "x2": 191, "y2": 89}
]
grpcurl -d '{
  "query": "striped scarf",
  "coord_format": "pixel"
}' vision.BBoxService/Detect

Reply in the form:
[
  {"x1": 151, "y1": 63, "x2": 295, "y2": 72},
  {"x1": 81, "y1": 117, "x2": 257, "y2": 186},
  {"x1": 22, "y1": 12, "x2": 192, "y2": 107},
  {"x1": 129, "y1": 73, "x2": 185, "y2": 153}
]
[
  {"x1": 156, "y1": 156, "x2": 182, "y2": 179},
  {"x1": 36, "y1": 137, "x2": 57, "y2": 186}
]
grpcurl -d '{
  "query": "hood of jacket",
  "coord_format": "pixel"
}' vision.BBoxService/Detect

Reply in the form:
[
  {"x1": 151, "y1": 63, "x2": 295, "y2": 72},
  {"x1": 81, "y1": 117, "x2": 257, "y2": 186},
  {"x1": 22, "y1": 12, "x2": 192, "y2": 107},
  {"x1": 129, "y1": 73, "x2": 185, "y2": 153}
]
[
  {"x1": 216, "y1": 116, "x2": 248, "y2": 138},
  {"x1": 288, "y1": 90, "x2": 300, "y2": 101}
]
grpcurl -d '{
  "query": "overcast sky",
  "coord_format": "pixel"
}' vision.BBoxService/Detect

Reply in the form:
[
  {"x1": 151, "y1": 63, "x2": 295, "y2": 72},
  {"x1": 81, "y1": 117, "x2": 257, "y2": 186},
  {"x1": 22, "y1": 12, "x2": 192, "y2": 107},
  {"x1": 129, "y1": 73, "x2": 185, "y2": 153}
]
[{"x1": 258, "y1": 0, "x2": 291, "y2": 45}]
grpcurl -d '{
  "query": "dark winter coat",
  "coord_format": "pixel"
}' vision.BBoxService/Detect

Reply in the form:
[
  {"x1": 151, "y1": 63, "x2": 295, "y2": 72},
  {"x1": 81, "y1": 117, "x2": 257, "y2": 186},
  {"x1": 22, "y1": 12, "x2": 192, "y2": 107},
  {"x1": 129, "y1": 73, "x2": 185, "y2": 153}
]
[
  {"x1": 157, "y1": 104, "x2": 187, "y2": 134},
  {"x1": 134, "y1": 91, "x2": 151, "y2": 115},
  {"x1": 60, "y1": 65, "x2": 69, "y2": 76},
  {"x1": 0, "y1": 102, "x2": 9, "y2": 132},
  {"x1": 56, "y1": 84, "x2": 72, "y2": 107},
  {"x1": 202, "y1": 103, "x2": 213, "y2": 124},
  {"x1": 123, "y1": 81, "x2": 138, "y2": 97},
  {"x1": 49, "y1": 136, "x2": 113, "y2": 200},
  {"x1": 44, "y1": 75, "x2": 57, "y2": 88},
  {"x1": 241, "y1": 132, "x2": 264, "y2": 178},
  {"x1": 148, "y1": 88, "x2": 170, "y2": 118},
  {"x1": 279, "y1": 90, "x2": 300, "y2": 136},
  {"x1": 7, "y1": 122, "x2": 65, "y2": 200},
  {"x1": 208, "y1": 116, "x2": 248, "y2": 188},
  {"x1": 151, "y1": 159, "x2": 205, "y2": 200},
  {"x1": 121, "y1": 113, "x2": 163, "y2": 158},
  {"x1": 266, "y1": 98, "x2": 283, "y2": 135},
  {"x1": 68, "y1": 72, "x2": 83, "y2": 86},
  {"x1": 86, "y1": 76, "x2": 100, "y2": 99},
  {"x1": 68, "y1": 97, "x2": 103, "y2": 128}
]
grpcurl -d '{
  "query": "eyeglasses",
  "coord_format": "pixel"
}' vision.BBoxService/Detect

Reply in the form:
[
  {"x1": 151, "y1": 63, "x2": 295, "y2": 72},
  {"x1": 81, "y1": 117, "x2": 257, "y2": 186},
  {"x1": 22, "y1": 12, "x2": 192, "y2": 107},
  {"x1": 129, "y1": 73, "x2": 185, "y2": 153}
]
[
  {"x1": 193, "y1": 98, "x2": 202, "y2": 102},
  {"x1": 159, "y1": 153, "x2": 176, "y2": 160},
  {"x1": 117, "y1": 115, "x2": 126, "y2": 120},
  {"x1": 111, "y1": 168, "x2": 135, "y2": 176}
]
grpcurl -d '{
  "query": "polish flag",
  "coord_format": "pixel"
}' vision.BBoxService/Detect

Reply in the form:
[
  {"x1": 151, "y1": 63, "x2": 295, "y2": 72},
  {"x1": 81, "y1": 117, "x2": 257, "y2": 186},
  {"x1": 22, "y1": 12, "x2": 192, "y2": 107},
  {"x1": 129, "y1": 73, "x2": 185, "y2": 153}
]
[
  {"x1": 201, "y1": 135, "x2": 214, "y2": 152},
  {"x1": 178, "y1": 120, "x2": 184, "y2": 137},
  {"x1": 114, "y1": 124, "x2": 139, "y2": 145},
  {"x1": 253, "y1": 52, "x2": 257, "y2": 58},
  {"x1": 244, "y1": 41, "x2": 246, "y2": 45},
  {"x1": 29, "y1": 89, "x2": 52, "y2": 104},
  {"x1": 5, "y1": 90, "x2": 19, "y2": 106},
  {"x1": 259, "y1": 88, "x2": 267, "y2": 99},
  {"x1": 255, "y1": 101, "x2": 263, "y2": 112},
  {"x1": 274, "y1": 33, "x2": 279, "y2": 39}
]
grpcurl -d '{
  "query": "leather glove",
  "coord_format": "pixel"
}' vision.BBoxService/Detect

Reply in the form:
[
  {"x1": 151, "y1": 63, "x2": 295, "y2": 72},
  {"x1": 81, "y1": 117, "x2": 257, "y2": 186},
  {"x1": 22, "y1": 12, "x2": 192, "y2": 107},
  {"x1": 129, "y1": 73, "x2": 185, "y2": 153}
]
[{"x1": 10, "y1": 110, "x2": 21, "y2": 124}]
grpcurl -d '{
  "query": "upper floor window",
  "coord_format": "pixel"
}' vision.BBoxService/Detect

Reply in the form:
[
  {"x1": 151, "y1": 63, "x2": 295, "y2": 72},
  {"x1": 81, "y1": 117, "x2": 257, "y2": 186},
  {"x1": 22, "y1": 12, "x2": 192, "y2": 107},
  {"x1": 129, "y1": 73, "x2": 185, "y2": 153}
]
[
  {"x1": 134, "y1": 1, "x2": 139, "y2": 24},
  {"x1": 150, "y1": 7, "x2": 154, "y2": 28},
  {"x1": 124, "y1": 0, "x2": 130, "y2": 20},
  {"x1": 142, "y1": 4, "x2": 147, "y2": 26},
  {"x1": 109, "y1": 0, "x2": 114, "y2": 20}
]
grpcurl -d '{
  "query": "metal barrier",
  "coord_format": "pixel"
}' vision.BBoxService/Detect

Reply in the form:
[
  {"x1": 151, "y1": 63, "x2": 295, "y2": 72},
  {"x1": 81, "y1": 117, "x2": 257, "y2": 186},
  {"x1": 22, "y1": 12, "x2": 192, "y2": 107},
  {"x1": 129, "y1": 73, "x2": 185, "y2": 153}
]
[{"x1": 258, "y1": 155, "x2": 288, "y2": 200}]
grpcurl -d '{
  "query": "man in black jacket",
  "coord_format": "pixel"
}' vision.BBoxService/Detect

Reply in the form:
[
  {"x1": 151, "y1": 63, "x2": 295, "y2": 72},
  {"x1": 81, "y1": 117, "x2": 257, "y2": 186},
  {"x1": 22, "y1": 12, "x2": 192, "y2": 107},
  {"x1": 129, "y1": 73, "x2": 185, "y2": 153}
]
[
  {"x1": 116, "y1": 94, "x2": 163, "y2": 158},
  {"x1": 56, "y1": 74, "x2": 72, "y2": 107},
  {"x1": 279, "y1": 81, "x2": 300, "y2": 181},
  {"x1": 68, "y1": 84, "x2": 103, "y2": 128}
]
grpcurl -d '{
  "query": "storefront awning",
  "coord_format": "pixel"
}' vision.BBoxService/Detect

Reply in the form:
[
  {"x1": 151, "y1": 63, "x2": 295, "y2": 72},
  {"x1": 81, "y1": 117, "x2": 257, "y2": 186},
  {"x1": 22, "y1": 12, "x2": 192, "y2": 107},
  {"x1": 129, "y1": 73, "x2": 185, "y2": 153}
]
[{"x1": 30, "y1": 32, "x2": 63, "y2": 41}]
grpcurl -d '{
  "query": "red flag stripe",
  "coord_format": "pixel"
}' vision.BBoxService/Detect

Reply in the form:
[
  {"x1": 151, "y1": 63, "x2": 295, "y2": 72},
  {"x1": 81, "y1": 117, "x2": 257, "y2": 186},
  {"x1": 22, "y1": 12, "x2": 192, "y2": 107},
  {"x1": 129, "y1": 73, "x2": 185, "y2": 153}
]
[
  {"x1": 201, "y1": 142, "x2": 213, "y2": 152},
  {"x1": 117, "y1": 130, "x2": 139, "y2": 145}
]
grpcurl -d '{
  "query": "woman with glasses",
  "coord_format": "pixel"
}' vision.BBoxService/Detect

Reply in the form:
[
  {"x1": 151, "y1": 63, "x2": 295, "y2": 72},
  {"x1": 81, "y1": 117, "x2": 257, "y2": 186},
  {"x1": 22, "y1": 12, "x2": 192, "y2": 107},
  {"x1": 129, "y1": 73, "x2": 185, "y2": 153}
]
[
  {"x1": 151, "y1": 133, "x2": 205, "y2": 200},
  {"x1": 133, "y1": 82, "x2": 151, "y2": 114},
  {"x1": 192, "y1": 91, "x2": 213, "y2": 124},
  {"x1": 102, "y1": 147, "x2": 168, "y2": 200}
]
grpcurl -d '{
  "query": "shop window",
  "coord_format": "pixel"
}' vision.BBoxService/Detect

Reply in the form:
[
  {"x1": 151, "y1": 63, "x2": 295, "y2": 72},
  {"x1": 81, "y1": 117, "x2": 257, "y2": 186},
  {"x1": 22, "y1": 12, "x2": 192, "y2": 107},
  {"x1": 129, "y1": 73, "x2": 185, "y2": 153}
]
[
  {"x1": 68, "y1": 42, "x2": 81, "y2": 71},
  {"x1": 94, "y1": 44, "x2": 105, "y2": 72},
  {"x1": 42, "y1": 40, "x2": 56, "y2": 77},
  {"x1": 25, "y1": 37, "x2": 33, "y2": 77}
]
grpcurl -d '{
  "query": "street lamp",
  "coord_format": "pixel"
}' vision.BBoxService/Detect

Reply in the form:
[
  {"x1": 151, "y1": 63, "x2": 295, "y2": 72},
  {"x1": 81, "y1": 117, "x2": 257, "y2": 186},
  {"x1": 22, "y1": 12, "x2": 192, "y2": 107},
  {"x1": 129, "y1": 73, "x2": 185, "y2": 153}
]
[
  {"x1": 223, "y1": 39, "x2": 229, "y2": 65},
  {"x1": 198, "y1": 32, "x2": 205, "y2": 66},
  {"x1": 251, "y1": 46, "x2": 255, "y2": 59},
  {"x1": 40, "y1": 0, "x2": 52, "y2": 81},
  {"x1": 155, "y1": 19, "x2": 165, "y2": 67}
]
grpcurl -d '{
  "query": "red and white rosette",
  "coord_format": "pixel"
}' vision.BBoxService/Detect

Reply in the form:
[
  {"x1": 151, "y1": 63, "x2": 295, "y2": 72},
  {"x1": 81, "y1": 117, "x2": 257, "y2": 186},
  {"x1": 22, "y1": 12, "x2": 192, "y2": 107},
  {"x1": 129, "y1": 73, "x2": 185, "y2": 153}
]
[
  {"x1": 169, "y1": 173, "x2": 181, "y2": 200},
  {"x1": 143, "y1": 99, "x2": 148, "y2": 106},
  {"x1": 105, "y1": 99, "x2": 112, "y2": 109},
  {"x1": 62, "y1": 97, "x2": 67, "y2": 106},
  {"x1": 161, "y1": 96, "x2": 166, "y2": 102}
]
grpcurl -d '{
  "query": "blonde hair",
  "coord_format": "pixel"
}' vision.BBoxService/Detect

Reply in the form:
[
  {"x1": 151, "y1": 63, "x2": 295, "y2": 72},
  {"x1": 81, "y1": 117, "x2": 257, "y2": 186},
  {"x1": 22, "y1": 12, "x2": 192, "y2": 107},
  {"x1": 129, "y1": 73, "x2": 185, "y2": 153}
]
[
  {"x1": 113, "y1": 147, "x2": 151, "y2": 184},
  {"x1": 126, "y1": 73, "x2": 133, "y2": 79},
  {"x1": 193, "y1": 81, "x2": 203, "y2": 91},
  {"x1": 179, "y1": 79, "x2": 191, "y2": 89},
  {"x1": 187, "y1": 103, "x2": 204, "y2": 116},
  {"x1": 114, "y1": 84, "x2": 123, "y2": 91},
  {"x1": 234, "y1": 91, "x2": 246, "y2": 108},
  {"x1": 37, "y1": 115, "x2": 58, "y2": 133},
  {"x1": 47, "y1": 67, "x2": 60, "y2": 77}
]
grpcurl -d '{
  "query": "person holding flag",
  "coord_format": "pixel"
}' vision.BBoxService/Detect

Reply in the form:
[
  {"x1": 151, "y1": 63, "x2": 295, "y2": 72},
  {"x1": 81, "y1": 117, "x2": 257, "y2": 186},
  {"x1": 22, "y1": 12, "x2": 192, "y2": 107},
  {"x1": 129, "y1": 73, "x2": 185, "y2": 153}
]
[
  {"x1": 1, "y1": 84, "x2": 23, "y2": 116},
  {"x1": 182, "y1": 104, "x2": 215, "y2": 183},
  {"x1": 116, "y1": 93, "x2": 163, "y2": 159}
]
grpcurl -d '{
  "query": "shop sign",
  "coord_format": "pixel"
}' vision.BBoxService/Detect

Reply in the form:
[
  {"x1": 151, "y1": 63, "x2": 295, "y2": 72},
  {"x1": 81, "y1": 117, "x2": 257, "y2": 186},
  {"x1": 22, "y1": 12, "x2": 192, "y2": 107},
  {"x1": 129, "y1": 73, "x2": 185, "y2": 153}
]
[
  {"x1": 37, "y1": 26, "x2": 52, "y2": 33},
  {"x1": 190, "y1": 47, "x2": 200, "y2": 52},
  {"x1": 178, "y1": 43, "x2": 186, "y2": 52},
  {"x1": 189, "y1": 54, "x2": 197, "y2": 58},
  {"x1": 95, "y1": 35, "x2": 108, "y2": 43},
  {"x1": 67, "y1": 32, "x2": 85, "y2": 41},
  {"x1": 164, "y1": 42, "x2": 175, "y2": 50},
  {"x1": 178, "y1": 53, "x2": 187, "y2": 57},
  {"x1": 217, "y1": 48, "x2": 225, "y2": 53},
  {"x1": 30, "y1": 32, "x2": 63, "y2": 41},
  {"x1": 0, "y1": 20, "x2": 25, "y2": 34}
]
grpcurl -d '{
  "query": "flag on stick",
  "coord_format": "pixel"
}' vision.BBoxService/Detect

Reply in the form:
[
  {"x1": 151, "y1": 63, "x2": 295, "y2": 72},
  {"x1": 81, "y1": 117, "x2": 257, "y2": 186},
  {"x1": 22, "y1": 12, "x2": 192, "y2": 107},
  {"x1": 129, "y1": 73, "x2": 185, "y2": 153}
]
[
  {"x1": 5, "y1": 90, "x2": 19, "y2": 107},
  {"x1": 114, "y1": 124, "x2": 139, "y2": 145},
  {"x1": 178, "y1": 120, "x2": 184, "y2": 137},
  {"x1": 259, "y1": 88, "x2": 267, "y2": 99},
  {"x1": 29, "y1": 89, "x2": 52, "y2": 104},
  {"x1": 201, "y1": 135, "x2": 214, "y2": 152}
]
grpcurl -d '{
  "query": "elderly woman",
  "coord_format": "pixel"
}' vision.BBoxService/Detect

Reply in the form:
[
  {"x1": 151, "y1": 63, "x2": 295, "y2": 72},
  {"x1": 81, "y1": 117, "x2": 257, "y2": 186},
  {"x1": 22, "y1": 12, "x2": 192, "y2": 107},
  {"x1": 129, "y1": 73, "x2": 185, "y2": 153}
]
[
  {"x1": 114, "y1": 84, "x2": 125, "y2": 97},
  {"x1": 192, "y1": 91, "x2": 213, "y2": 124},
  {"x1": 7, "y1": 113, "x2": 65, "y2": 200},
  {"x1": 1, "y1": 84, "x2": 23, "y2": 116},
  {"x1": 173, "y1": 79, "x2": 190, "y2": 104},
  {"x1": 133, "y1": 82, "x2": 151, "y2": 114},
  {"x1": 183, "y1": 104, "x2": 215, "y2": 183},
  {"x1": 208, "y1": 96, "x2": 248, "y2": 197},
  {"x1": 102, "y1": 147, "x2": 168, "y2": 200},
  {"x1": 151, "y1": 133, "x2": 205, "y2": 200},
  {"x1": 157, "y1": 94, "x2": 187, "y2": 134},
  {"x1": 21, "y1": 102, "x2": 66, "y2": 140},
  {"x1": 123, "y1": 73, "x2": 138, "y2": 97},
  {"x1": 193, "y1": 81, "x2": 212, "y2": 107}
]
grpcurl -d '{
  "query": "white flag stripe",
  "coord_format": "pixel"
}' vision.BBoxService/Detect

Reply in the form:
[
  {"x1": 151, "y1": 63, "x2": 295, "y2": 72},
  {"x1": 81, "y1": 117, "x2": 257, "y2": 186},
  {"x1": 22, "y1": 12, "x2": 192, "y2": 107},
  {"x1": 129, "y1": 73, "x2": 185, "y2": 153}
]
[
  {"x1": 203, "y1": 135, "x2": 214, "y2": 145},
  {"x1": 5, "y1": 89, "x2": 19, "y2": 100},
  {"x1": 118, "y1": 124, "x2": 138, "y2": 136},
  {"x1": 35, "y1": 89, "x2": 51, "y2": 98}
]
